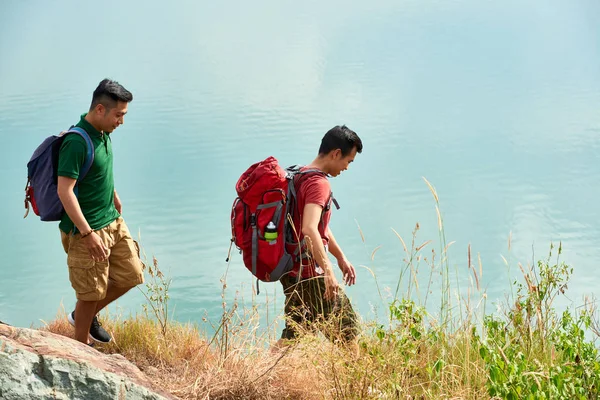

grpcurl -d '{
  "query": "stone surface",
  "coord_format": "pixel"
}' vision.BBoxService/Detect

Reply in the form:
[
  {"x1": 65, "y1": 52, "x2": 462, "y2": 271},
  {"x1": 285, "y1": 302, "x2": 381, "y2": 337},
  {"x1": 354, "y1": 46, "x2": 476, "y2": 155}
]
[{"x1": 0, "y1": 324, "x2": 177, "y2": 400}]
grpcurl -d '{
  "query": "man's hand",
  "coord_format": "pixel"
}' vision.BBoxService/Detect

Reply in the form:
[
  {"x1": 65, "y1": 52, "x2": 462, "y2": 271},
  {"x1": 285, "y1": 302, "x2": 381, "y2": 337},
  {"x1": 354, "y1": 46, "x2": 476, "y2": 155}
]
[
  {"x1": 83, "y1": 232, "x2": 109, "y2": 262},
  {"x1": 324, "y1": 271, "x2": 340, "y2": 300},
  {"x1": 337, "y1": 258, "x2": 356, "y2": 286},
  {"x1": 114, "y1": 191, "x2": 122, "y2": 214}
]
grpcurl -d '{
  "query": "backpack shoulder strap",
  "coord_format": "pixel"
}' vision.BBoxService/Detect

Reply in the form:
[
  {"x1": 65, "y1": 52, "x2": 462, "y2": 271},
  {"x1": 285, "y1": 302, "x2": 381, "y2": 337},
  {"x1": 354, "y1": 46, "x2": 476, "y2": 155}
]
[
  {"x1": 297, "y1": 169, "x2": 341, "y2": 210},
  {"x1": 66, "y1": 127, "x2": 95, "y2": 181},
  {"x1": 292, "y1": 168, "x2": 327, "y2": 195},
  {"x1": 288, "y1": 167, "x2": 340, "y2": 217}
]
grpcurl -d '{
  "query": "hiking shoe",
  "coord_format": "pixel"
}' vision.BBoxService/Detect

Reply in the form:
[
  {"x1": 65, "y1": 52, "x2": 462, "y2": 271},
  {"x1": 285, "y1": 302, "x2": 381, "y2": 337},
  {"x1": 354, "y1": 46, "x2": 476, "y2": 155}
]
[
  {"x1": 68, "y1": 311, "x2": 112, "y2": 343},
  {"x1": 90, "y1": 316, "x2": 112, "y2": 343}
]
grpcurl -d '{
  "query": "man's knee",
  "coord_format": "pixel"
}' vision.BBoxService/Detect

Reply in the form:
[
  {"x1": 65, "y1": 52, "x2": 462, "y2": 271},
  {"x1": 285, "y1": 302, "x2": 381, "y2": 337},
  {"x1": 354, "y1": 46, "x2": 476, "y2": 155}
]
[
  {"x1": 107, "y1": 281, "x2": 136, "y2": 294},
  {"x1": 75, "y1": 299, "x2": 99, "y2": 320}
]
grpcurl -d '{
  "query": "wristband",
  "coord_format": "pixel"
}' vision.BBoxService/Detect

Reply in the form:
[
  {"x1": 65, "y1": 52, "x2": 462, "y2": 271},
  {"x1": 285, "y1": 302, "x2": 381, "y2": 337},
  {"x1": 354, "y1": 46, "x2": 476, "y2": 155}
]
[{"x1": 81, "y1": 229, "x2": 94, "y2": 238}]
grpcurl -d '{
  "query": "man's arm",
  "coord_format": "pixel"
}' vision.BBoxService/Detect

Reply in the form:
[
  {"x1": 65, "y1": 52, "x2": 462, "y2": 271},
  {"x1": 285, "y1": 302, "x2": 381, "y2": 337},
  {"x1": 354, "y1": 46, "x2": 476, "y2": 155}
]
[
  {"x1": 327, "y1": 227, "x2": 345, "y2": 261},
  {"x1": 302, "y1": 203, "x2": 339, "y2": 300},
  {"x1": 114, "y1": 189, "x2": 122, "y2": 214},
  {"x1": 327, "y1": 227, "x2": 356, "y2": 286},
  {"x1": 57, "y1": 176, "x2": 108, "y2": 261}
]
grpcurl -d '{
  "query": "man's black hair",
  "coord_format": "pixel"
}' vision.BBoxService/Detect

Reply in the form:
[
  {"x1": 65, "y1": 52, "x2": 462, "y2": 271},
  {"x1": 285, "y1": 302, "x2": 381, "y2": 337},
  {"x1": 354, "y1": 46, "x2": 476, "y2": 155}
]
[
  {"x1": 90, "y1": 78, "x2": 133, "y2": 111},
  {"x1": 318, "y1": 125, "x2": 363, "y2": 156}
]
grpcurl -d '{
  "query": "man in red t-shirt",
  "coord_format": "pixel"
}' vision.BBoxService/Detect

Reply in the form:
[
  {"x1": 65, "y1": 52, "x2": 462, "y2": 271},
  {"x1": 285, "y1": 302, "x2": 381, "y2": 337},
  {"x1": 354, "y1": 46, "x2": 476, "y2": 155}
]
[{"x1": 277, "y1": 124, "x2": 363, "y2": 352}]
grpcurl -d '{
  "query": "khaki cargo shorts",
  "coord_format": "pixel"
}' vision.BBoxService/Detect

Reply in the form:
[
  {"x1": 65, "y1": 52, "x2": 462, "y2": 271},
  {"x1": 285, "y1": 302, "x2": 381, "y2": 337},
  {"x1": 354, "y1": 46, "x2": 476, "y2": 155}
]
[{"x1": 61, "y1": 217, "x2": 145, "y2": 301}]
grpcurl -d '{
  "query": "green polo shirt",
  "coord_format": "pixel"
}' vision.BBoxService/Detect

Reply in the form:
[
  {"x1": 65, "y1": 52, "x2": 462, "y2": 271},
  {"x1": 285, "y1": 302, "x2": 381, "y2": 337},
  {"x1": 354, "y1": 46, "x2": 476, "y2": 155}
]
[{"x1": 57, "y1": 114, "x2": 120, "y2": 233}]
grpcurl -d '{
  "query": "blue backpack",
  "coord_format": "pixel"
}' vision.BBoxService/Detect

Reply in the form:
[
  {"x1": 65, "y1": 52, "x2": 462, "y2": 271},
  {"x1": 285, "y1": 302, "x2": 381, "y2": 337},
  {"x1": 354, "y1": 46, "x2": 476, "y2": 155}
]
[{"x1": 24, "y1": 127, "x2": 94, "y2": 221}]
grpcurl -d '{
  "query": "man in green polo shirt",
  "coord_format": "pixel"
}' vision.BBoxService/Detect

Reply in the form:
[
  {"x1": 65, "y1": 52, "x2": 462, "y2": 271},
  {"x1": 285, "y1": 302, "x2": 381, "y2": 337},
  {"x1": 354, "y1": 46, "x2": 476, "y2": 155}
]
[{"x1": 57, "y1": 79, "x2": 144, "y2": 345}]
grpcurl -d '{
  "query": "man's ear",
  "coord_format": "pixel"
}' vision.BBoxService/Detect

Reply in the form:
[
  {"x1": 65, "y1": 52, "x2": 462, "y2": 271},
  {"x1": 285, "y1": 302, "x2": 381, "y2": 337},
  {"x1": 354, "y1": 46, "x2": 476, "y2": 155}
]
[
  {"x1": 94, "y1": 103, "x2": 106, "y2": 115},
  {"x1": 333, "y1": 148, "x2": 342, "y2": 159}
]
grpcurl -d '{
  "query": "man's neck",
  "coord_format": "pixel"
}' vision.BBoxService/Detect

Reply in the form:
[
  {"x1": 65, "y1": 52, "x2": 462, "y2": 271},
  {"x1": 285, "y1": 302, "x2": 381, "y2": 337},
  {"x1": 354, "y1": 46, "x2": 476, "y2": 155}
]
[
  {"x1": 307, "y1": 157, "x2": 330, "y2": 175},
  {"x1": 84, "y1": 113, "x2": 104, "y2": 133}
]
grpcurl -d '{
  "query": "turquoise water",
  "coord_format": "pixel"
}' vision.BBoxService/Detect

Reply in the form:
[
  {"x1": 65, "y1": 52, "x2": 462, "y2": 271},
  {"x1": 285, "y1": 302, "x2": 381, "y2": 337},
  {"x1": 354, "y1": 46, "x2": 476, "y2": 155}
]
[{"x1": 1, "y1": 0, "x2": 599, "y2": 333}]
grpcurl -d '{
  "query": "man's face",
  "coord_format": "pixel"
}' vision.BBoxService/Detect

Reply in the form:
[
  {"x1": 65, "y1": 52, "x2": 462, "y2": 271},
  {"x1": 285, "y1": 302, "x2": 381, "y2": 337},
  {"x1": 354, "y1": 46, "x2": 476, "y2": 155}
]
[
  {"x1": 100, "y1": 101, "x2": 128, "y2": 133},
  {"x1": 330, "y1": 147, "x2": 358, "y2": 177}
]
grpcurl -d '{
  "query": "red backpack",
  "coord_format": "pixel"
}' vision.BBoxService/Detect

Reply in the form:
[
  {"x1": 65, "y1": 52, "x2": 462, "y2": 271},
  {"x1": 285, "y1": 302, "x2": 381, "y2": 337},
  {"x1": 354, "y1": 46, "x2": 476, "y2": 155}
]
[{"x1": 228, "y1": 156, "x2": 338, "y2": 292}]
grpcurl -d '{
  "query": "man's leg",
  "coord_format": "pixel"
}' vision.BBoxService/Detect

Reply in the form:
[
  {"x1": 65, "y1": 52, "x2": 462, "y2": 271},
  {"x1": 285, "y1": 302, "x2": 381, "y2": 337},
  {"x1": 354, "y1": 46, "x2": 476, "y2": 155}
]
[
  {"x1": 74, "y1": 299, "x2": 98, "y2": 344},
  {"x1": 62, "y1": 229, "x2": 111, "y2": 344},
  {"x1": 102, "y1": 218, "x2": 144, "y2": 312},
  {"x1": 271, "y1": 274, "x2": 308, "y2": 353},
  {"x1": 95, "y1": 282, "x2": 134, "y2": 315},
  {"x1": 320, "y1": 284, "x2": 360, "y2": 356},
  {"x1": 76, "y1": 219, "x2": 142, "y2": 343}
]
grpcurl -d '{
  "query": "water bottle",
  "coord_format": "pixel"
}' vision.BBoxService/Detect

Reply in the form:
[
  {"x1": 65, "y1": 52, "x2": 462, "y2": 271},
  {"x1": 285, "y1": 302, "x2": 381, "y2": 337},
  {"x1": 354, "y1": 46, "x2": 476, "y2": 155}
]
[{"x1": 264, "y1": 221, "x2": 278, "y2": 244}]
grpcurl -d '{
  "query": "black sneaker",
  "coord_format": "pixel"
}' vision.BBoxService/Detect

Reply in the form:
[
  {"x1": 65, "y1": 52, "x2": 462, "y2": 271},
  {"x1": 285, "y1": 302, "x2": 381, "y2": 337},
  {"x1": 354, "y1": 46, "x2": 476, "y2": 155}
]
[{"x1": 68, "y1": 311, "x2": 112, "y2": 343}]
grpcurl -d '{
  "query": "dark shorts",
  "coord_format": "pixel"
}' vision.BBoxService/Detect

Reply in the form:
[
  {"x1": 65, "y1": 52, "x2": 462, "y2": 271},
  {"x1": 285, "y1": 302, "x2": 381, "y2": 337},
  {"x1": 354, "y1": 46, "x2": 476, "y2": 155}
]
[{"x1": 280, "y1": 274, "x2": 358, "y2": 342}]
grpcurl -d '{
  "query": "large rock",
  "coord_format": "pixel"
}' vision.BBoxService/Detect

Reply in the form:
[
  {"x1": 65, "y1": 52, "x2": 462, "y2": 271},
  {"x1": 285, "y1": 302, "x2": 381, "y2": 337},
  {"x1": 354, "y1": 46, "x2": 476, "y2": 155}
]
[{"x1": 0, "y1": 324, "x2": 177, "y2": 400}]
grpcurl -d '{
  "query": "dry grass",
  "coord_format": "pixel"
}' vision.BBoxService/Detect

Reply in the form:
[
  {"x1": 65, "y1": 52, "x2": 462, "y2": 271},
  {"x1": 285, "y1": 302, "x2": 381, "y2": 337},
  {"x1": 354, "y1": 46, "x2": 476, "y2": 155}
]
[
  {"x1": 39, "y1": 243, "x2": 595, "y2": 400},
  {"x1": 41, "y1": 308, "x2": 325, "y2": 400},
  {"x1": 41, "y1": 306, "x2": 493, "y2": 400}
]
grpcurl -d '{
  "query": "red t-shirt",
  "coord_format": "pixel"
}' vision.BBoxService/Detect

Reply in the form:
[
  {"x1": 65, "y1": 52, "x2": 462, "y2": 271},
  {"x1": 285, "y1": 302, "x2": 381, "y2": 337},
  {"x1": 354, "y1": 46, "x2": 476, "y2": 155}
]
[{"x1": 290, "y1": 168, "x2": 332, "y2": 278}]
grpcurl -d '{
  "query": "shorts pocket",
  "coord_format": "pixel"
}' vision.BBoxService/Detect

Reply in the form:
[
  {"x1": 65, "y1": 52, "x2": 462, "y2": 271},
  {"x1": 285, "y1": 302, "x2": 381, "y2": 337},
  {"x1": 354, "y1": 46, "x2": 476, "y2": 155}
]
[
  {"x1": 133, "y1": 239, "x2": 145, "y2": 267},
  {"x1": 67, "y1": 256, "x2": 98, "y2": 296}
]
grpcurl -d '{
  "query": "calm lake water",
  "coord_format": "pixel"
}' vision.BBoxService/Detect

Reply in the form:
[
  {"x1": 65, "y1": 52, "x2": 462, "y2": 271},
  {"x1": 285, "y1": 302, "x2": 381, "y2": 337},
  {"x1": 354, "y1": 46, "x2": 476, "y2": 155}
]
[{"x1": 1, "y1": 0, "x2": 599, "y2": 334}]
